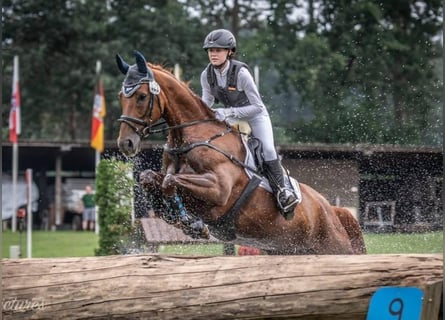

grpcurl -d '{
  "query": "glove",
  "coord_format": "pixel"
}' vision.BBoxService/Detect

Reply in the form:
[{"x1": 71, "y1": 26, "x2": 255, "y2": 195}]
[
  {"x1": 214, "y1": 108, "x2": 228, "y2": 121},
  {"x1": 213, "y1": 108, "x2": 235, "y2": 121}
]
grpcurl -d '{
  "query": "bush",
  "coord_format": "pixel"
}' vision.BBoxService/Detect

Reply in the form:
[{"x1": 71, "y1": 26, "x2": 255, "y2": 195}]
[{"x1": 94, "y1": 158, "x2": 134, "y2": 256}]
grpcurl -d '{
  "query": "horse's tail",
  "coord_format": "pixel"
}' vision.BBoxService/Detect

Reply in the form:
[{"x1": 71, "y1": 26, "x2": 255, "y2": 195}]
[{"x1": 333, "y1": 206, "x2": 367, "y2": 254}]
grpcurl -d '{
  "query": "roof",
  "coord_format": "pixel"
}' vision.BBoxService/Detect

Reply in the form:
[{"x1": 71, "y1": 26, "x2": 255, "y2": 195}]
[{"x1": 2, "y1": 140, "x2": 442, "y2": 175}]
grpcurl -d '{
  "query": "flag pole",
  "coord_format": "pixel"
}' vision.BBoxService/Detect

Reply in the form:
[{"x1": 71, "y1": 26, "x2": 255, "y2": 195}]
[
  {"x1": 26, "y1": 168, "x2": 33, "y2": 258},
  {"x1": 11, "y1": 143, "x2": 18, "y2": 232},
  {"x1": 94, "y1": 60, "x2": 101, "y2": 235},
  {"x1": 10, "y1": 55, "x2": 21, "y2": 233}
]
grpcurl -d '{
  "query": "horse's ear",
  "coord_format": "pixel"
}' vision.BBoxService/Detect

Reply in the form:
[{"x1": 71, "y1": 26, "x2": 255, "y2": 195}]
[
  {"x1": 133, "y1": 50, "x2": 154, "y2": 81},
  {"x1": 134, "y1": 50, "x2": 148, "y2": 74},
  {"x1": 116, "y1": 54, "x2": 129, "y2": 75}
]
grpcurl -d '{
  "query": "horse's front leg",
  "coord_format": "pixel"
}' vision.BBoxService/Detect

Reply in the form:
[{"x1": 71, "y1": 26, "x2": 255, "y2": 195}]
[
  {"x1": 140, "y1": 169, "x2": 209, "y2": 238},
  {"x1": 162, "y1": 170, "x2": 234, "y2": 206},
  {"x1": 139, "y1": 170, "x2": 166, "y2": 215}
]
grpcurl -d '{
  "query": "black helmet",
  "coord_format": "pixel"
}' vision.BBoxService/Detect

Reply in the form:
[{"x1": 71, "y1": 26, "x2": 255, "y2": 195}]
[{"x1": 203, "y1": 29, "x2": 236, "y2": 51}]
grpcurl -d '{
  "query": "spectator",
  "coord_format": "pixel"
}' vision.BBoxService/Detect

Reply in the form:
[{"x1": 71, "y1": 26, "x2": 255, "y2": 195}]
[{"x1": 81, "y1": 185, "x2": 96, "y2": 231}]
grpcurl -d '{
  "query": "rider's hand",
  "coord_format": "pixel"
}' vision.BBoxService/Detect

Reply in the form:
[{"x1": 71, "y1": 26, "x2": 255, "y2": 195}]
[
  {"x1": 214, "y1": 108, "x2": 228, "y2": 121},
  {"x1": 214, "y1": 108, "x2": 236, "y2": 121}
]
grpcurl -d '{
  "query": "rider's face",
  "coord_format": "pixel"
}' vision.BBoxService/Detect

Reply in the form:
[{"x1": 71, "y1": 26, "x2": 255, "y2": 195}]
[{"x1": 207, "y1": 48, "x2": 230, "y2": 67}]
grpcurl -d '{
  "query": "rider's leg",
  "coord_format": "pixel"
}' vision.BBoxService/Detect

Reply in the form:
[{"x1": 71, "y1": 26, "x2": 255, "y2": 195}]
[
  {"x1": 263, "y1": 159, "x2": 299, "y2": 218},
  {"x1": 249, "y1": 112, "x2": 299, "y2": 219}
]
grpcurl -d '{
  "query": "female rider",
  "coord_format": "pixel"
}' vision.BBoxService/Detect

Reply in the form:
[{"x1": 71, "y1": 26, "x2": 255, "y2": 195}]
[{"x1": 200, "y1": 29, "x2": 299, "y2": 219}]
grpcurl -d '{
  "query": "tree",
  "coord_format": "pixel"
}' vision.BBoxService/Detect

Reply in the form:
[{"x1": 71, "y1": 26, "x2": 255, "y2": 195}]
[
  {"x1": 314, "y1": 0, "x2": 443, "y2": 145},
  {"x1": 2, "y1": 0, "x2": 442, "y2": 146},
  {"x1": 2, "y1": 0, "x2": 111, "y2": 140}
]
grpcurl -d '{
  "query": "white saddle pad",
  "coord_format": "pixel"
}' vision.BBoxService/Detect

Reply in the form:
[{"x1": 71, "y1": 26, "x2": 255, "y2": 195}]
[{"x1": 241, "y1": 137, "x2": 302, "y2": 202}]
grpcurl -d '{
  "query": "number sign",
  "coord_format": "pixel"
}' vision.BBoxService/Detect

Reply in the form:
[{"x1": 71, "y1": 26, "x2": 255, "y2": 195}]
[{"x1": 367, "y1": 287, "x2": 423, "y2": 320}]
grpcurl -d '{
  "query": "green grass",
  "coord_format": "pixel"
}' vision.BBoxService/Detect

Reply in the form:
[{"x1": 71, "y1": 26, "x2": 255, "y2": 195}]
[
  {"x1": 363, "y1": 231, "x2": 443, "y2": 254},
  {"x1": 2, "y1": 230, "x2": 99, "y2": 258},
  {"x1": 158, "y1": 243, "x2": 224, "y2": 256},
  {"x1": 1, "y1": 230, "x2": 442, "y2": 258}
]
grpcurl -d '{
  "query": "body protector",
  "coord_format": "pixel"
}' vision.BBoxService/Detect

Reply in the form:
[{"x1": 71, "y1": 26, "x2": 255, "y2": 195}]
[{"x1": 206, "y1": 60, "x2": 251, "y2": 108}]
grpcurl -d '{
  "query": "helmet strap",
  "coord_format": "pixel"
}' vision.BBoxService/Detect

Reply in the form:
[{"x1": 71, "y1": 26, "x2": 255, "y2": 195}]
[{"x1": 214, "y1": 59, "x2": 228, "y2": 70}]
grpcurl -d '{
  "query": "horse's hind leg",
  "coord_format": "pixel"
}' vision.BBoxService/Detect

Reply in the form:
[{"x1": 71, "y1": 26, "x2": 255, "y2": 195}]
[{"x1": 333, "y1": 206, "x2": 367, "y2": 254}]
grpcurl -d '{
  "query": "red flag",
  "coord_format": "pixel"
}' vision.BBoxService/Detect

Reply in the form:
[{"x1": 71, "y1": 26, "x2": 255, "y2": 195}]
[
  {"x1": 9, "y1": 56, "x2": 21, "y2": 143},
  {"x1": 90, "y1": 78, "x2": 106, "y2": 152}
]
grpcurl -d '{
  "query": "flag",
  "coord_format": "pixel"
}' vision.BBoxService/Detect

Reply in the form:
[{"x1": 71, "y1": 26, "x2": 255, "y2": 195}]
[
  {"x1": 9, "y1": 56, "x2": 21, "y2": 143},
  {"x1": 90, "y1": 78, "x2": 106, "y2": 152}
]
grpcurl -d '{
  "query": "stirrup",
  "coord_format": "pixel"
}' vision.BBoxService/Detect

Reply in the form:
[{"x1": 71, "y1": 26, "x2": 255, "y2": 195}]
[{"x1": 277, "y1": 189, "x2": 299, "y2": 219}]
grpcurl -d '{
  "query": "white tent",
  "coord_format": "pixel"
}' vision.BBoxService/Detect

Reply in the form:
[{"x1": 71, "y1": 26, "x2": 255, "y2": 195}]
[{"x1": 2, "y1": 174, "x2": 39, "y2": 220}]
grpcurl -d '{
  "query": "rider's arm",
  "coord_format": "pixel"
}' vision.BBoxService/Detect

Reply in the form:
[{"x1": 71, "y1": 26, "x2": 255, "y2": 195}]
[
  {"x1": 228, "y1": 67, "x2": 264, "y2": 119},
  {"x1": 200, "y1": 69, "x2": 215, "y2": 107}
]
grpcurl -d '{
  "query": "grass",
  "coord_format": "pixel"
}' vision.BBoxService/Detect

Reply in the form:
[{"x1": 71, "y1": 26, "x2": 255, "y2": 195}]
[
  {"x1": 2, "y1": 230, "x2": 99, "y2": 258},
  {"x1": 363, "y1": 231, "x2": 443, "y2": 254},
  {"x1": 1, "y1": 230, "x2": 442, "y2": 258}
]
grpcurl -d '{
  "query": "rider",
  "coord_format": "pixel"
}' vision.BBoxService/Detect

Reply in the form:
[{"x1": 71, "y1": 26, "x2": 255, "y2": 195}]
[{"x1": 200, "y1": 29, "x2": 300, "y2": 219}]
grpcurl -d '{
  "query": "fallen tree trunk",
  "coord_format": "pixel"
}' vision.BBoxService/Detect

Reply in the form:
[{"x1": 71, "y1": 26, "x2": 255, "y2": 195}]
[{"x1": 2, "y1": 254, "x2": 442, "y2": 320}]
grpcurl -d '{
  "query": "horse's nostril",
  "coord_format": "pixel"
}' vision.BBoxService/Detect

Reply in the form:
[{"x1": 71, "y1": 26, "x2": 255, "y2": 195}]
[{"x1": 118, "y1": 138, "x2": 134, "y2": 154}]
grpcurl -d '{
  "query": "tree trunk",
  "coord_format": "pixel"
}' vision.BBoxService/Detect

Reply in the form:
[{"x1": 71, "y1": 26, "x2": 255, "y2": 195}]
[{"x1": 2, "y1": 254, "x2": 442, "y2": 320}]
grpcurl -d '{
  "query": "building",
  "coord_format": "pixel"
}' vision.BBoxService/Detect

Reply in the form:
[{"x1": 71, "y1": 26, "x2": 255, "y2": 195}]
[{"x1": 2, "y1": 140, "x2": 442, "y2": 232}]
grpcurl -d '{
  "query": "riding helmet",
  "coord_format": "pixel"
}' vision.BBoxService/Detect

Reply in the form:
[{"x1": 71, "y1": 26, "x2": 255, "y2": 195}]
[{"x1": 203, "y1": 29, "x2": 236, "y2": 51}]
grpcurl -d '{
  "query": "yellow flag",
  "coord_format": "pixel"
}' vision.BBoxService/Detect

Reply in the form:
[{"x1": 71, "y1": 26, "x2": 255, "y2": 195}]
[{"x1": 90, "y1": 79, "x2": 106, "y2": 152}]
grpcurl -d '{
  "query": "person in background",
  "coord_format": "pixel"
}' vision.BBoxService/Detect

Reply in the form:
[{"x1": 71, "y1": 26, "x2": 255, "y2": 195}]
[
  {"x1": 81, "y1": 185, "x2": 96, "y2": 231},
  {"x1": 200, "y1": 29, "x2": 300, "y2": 219}
]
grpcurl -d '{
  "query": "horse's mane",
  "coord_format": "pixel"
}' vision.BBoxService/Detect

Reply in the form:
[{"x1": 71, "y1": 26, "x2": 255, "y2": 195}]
[{"x1": 148, "y1": 63, "x2": 213, "y2": 112}]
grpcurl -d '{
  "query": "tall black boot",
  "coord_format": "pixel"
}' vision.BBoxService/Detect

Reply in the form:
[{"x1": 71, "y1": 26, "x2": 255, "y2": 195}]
[{"x1": 264, "y1": 159, "x2": 299, "y2": 220}]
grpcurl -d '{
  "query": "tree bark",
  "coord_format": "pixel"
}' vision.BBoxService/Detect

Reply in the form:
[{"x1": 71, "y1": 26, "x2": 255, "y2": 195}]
[{"x1": 2, "y1": 254, "x2": 442, "y2": 320}]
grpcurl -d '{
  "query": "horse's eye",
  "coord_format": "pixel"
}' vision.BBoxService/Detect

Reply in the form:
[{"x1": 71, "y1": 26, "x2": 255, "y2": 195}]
[{"x1": 137, "y1": 94, "x2": 147, "y2": 102}]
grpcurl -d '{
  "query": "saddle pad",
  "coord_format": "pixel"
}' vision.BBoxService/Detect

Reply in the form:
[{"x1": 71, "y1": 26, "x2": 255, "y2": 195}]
[{"x1": 241, "y1": 138, "x2": 301, "y2": 202}]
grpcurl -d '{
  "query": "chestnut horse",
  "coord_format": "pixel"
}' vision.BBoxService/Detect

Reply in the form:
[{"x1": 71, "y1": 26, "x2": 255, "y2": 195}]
[{"x1": 116, "y1": 51, "x2": 366, "y2": 255}]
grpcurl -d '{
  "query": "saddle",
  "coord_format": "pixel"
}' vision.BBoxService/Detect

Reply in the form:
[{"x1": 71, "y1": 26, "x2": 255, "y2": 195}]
[
  {"x1": 243, "y1": 131, "x2": 301, "y2": 203},
  {"x1": 247, "y1": 136, "x2": 265, "y2": 174}
]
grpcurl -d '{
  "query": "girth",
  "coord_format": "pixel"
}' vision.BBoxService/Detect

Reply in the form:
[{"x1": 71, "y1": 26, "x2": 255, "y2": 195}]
[{"x1": 207, "y1": 174, "x2": 262, "y2": 241}]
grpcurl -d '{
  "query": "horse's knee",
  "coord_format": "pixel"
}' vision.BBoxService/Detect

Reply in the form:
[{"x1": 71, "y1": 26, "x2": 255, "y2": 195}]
[{"x1": 139, "y1": 170, "x2": 163, "y2": 190}]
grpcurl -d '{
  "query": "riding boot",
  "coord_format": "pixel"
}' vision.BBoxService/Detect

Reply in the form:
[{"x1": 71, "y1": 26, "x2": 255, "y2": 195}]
[{"x1": 264, "y1": 159, "x2": 299, "y2": 220}]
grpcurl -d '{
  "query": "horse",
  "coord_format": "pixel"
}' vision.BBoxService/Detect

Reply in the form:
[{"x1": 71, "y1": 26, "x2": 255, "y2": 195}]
[{"x1": 116, "y1": 51, "x2": 366, "y2": 255}]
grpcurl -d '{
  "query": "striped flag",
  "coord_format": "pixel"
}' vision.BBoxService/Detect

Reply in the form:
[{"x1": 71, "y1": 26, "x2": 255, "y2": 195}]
[
  {"x1": 90, "y1": 78, "x2": 106, "y2": 152},
  {"x1": 9, "y1": 56, "x2": 21, "y2": 143}
]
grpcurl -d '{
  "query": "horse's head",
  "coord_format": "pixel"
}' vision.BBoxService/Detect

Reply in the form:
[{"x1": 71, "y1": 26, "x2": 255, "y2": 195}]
[{"x1": 116, "y1": 51, "x2": 163, "y2": 157}]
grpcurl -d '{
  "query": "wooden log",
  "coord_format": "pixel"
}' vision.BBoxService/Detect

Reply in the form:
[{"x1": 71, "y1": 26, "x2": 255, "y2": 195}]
[{"x1": 2, "y1": 254, "x2": 442, "y2": 320}]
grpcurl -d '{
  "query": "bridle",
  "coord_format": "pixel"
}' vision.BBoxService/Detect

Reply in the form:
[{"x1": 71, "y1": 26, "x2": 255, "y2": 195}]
[
  {"x1": 118, "y1": 88, "x2": 160, "y2": 139},
  {"x1": 118, "y1": 85, "x2": 217, "y2": 139}
]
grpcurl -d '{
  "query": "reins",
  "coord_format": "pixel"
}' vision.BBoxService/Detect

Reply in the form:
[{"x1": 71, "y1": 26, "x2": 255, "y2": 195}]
[{"x1": 117, "y1": 69, "x2": 259, "y2": 176}]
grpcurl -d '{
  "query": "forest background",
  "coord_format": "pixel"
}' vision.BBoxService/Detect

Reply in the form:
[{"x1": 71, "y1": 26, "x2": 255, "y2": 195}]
[{"x1": 2, "y1": 0, "x2": 443, "y2": 146}]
